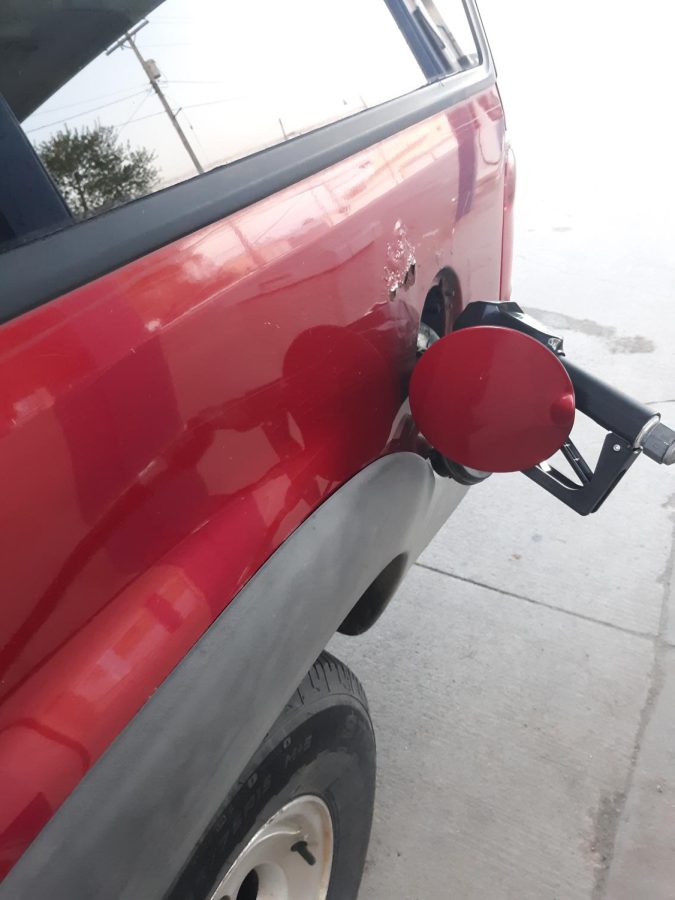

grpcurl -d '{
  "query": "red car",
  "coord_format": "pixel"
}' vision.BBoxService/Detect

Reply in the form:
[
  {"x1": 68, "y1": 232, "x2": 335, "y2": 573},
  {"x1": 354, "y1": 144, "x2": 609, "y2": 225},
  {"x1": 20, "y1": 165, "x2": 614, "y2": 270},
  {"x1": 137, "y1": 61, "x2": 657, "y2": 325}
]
[{"x1": 2, "y1": 2, "x2": 672, "y2": 898}]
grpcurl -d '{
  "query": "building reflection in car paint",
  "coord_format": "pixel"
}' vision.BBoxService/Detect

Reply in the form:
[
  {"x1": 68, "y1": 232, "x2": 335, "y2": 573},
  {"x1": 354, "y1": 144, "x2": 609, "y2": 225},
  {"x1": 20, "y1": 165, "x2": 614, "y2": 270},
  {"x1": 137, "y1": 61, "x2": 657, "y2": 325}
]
[{"x1": 0, "y1": 90, "x2": 505, "y2": 874}]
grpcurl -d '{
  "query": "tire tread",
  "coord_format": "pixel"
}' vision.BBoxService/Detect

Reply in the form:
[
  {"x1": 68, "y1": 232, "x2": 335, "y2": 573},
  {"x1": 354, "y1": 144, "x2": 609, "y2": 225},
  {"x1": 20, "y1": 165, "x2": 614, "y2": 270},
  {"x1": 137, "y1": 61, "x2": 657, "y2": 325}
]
[{"x1": 286, "y1": 651, "x2": 368, "y2": 713}]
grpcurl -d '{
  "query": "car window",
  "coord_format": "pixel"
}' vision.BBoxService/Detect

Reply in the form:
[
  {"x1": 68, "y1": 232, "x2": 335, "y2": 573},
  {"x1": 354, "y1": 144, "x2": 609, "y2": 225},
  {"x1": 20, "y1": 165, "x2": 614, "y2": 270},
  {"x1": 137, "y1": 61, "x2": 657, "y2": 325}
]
[
  {"x1": 407, "y1": 0, "x2": 480, "y2": 72},
  {"x1": 3, "y1": 0, "x2": 428, "y2": 223}
]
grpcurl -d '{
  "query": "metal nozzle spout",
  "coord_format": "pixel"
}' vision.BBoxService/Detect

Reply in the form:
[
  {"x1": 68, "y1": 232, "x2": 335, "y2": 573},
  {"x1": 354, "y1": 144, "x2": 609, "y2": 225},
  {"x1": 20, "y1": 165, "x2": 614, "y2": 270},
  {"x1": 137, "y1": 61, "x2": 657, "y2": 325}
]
[{"x1": 641, "y1": 421, "x2": 675, "y2": 465}]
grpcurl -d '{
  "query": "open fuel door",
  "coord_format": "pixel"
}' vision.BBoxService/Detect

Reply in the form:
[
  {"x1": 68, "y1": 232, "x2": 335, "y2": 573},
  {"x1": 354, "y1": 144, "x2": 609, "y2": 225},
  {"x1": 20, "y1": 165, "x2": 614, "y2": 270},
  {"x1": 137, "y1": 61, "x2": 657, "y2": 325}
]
[{"x1": 410, "y1": 302, "x2": 675, "y2": 515}]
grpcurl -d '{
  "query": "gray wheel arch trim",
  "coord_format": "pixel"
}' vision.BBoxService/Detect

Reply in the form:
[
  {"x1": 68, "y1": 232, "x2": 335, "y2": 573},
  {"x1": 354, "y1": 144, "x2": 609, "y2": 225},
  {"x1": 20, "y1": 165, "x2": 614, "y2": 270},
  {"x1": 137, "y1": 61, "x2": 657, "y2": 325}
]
[{"x1": 1, "y1": 452, "x2": 465, "y2": 899}]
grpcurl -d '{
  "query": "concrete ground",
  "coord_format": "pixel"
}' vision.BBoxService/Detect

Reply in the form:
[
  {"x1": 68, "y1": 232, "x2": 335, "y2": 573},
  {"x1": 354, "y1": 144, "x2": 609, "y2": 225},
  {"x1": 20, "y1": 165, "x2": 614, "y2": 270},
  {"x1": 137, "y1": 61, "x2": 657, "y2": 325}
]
[{"x1": 331, "y1": 2, "x2": 675, "y2": 897}]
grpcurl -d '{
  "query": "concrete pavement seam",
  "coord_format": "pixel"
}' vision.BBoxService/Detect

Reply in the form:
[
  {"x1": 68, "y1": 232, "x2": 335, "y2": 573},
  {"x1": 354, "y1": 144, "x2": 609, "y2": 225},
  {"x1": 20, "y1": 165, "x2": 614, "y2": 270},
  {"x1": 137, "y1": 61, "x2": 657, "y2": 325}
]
[{"x1": 413, "y1": 562, "x2": 655, "y2": 642}]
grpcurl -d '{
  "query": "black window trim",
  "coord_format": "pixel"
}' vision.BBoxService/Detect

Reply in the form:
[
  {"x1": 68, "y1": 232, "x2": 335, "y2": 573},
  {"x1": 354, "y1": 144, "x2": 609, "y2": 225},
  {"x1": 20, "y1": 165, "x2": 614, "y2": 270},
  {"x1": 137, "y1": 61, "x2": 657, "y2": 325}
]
[
  {"x1": 384, "y1": 0, "x2": 449, "y2": 81},
  {"x1": 0, "y1": 0, "x2": 494, "y2": 325}
]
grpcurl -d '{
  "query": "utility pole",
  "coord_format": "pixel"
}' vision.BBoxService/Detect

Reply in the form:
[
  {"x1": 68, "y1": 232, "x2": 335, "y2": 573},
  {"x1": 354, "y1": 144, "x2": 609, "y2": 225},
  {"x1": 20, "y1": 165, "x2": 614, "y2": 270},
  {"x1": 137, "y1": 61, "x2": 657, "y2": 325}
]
[{"x1": 106, "y1": 21, "x2": 204, "y2": 174}]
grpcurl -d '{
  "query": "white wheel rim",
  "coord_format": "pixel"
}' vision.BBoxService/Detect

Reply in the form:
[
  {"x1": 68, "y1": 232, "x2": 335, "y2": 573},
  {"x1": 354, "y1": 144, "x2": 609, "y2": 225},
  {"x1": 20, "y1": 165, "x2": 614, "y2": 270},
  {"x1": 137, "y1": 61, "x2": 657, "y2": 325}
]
[{"x1": 208, "y1": 795, "x2": 334, "y2": 900}]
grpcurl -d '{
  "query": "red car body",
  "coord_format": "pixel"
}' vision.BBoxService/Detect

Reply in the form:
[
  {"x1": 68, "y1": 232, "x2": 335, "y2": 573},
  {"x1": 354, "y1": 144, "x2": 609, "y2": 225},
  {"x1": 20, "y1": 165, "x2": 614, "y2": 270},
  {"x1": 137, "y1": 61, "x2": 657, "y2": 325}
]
[{"x1": 0, "y1": 1, "x2": 513, "y2": 892}]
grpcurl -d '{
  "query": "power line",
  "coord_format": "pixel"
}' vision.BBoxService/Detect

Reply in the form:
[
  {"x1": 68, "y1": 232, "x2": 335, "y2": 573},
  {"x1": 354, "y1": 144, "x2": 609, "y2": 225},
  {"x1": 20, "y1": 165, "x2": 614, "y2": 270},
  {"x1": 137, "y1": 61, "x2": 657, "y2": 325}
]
[
  {"x1": 108, "y1": 94, "x2": 248, "y2": 129},
  {"x1": 113, "y1": 109, "x2": 165, "y2": 127},
  {"x1": 28, "y1": 84, "x2": 149, "y2": 117},
  {"x1": 25, "y1": 90, "x2": 149, "y2": 134},
  {"x1": 118, "y1": 88, "x2": 154, "y2": 130}
]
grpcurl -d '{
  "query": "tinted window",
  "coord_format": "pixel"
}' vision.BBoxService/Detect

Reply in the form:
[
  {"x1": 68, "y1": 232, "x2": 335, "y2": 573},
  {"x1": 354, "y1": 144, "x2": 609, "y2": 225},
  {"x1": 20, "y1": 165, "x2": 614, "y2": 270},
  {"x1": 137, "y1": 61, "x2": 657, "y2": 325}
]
[{"x1": 4, "y1": 0, "x2": 427, "y2": 221}]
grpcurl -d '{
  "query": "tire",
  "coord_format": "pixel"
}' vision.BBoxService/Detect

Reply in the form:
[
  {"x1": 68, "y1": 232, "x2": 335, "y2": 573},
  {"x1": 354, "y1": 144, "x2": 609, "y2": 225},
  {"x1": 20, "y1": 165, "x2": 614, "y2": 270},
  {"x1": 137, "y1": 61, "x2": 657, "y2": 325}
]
[{"x1": 169, "y1": 651, "x2": 376, "y2": 900}]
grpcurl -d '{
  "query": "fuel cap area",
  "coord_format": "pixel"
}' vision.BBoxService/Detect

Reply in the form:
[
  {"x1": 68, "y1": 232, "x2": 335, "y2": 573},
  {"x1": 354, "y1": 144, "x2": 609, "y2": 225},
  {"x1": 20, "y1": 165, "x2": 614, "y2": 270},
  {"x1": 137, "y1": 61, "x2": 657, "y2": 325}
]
[{"x1": 409, "y1": 325, "x2": 576, "y2": 473}]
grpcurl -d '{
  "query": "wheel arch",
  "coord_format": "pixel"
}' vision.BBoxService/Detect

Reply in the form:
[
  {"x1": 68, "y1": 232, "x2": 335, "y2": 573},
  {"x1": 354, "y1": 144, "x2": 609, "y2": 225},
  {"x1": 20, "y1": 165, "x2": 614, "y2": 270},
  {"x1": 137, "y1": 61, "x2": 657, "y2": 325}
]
[{"x1": 0, "y1": 453, "x2": 466, "y2": 900}]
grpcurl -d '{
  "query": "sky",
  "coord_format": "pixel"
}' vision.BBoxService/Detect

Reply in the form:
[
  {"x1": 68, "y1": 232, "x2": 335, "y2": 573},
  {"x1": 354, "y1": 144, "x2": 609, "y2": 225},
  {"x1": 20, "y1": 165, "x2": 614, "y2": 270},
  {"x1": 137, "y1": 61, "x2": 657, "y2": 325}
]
[{"x1": 477, "y1": 0, "x2": 675, "y2": 255}]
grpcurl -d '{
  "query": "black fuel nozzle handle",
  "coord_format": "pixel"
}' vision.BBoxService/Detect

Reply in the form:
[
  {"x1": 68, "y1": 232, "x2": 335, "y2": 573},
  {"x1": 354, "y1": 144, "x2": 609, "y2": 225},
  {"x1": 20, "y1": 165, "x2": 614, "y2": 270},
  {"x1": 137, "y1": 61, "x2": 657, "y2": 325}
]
[{"x1": 561, "y1": 359, "x2": 675, "y2": 464}]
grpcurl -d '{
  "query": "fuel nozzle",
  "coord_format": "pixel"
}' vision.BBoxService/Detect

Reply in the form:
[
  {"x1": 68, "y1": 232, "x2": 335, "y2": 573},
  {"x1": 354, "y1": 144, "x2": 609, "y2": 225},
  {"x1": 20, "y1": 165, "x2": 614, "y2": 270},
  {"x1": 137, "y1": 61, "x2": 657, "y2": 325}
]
[
  {"x1": 410, "y1": 300, "x2": 675, "y2": 515},
  {"x1": 559, "y1": 357, "x2": 675, "y2": 466}
]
